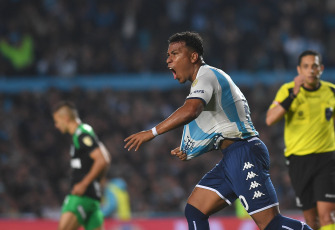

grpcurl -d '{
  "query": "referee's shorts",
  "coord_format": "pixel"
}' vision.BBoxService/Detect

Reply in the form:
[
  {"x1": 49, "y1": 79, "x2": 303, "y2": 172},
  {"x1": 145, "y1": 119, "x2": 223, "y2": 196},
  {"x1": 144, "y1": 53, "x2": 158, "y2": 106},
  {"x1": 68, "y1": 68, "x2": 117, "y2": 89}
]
[{"x1": 287, "y1": 151, "x2": 335, "y2": 210}]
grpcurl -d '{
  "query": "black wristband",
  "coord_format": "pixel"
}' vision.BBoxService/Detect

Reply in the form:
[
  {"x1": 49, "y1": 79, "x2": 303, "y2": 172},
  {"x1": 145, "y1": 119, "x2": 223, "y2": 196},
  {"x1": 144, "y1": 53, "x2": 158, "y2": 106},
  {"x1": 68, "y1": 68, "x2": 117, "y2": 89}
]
[{"x1": 280, "y1": 92, "x2": 296, "y2": 111}]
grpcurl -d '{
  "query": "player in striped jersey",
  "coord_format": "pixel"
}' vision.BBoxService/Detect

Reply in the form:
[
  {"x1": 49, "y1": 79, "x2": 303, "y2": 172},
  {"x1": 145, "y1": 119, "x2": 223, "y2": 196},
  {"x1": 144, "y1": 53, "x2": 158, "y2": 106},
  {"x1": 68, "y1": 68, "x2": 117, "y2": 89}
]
[{"x1": 125, "y1": 31, "x2": 311, "y2": 230}]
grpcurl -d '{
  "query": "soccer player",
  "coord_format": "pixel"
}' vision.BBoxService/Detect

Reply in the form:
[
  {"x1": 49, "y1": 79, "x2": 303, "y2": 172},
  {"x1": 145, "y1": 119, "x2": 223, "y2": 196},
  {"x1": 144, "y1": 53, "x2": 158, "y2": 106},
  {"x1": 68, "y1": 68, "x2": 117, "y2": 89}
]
[
  {"x1": 124, "y1": 31, "x2": 312, "y2": 230},
  {"x1": 52, "y1": 101, "x2": 111, "y2": 230},
  {"x1": 266, "y1": 50, "x2": 335, "y2": 230}
]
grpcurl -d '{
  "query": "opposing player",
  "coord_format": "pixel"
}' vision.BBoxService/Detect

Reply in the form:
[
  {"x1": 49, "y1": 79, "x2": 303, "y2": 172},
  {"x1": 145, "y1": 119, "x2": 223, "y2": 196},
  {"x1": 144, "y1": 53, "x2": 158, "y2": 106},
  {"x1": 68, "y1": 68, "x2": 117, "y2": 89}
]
[
  {"x1": 124, "y1": 31, "x2": 312, "y2": 230},
  {"x1": 266, "y1": 50, "x2": 335, "y2": 230},
  {"x1": 52, "y1": 101, "x2": 111, "y2": 230}
]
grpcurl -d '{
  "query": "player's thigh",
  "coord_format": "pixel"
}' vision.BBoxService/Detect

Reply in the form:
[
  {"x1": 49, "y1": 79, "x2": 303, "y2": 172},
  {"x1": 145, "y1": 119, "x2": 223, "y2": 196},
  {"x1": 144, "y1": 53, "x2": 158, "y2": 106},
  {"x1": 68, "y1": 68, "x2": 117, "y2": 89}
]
[
  {"x1": 58, "y1": 212, "x2": 81, "y2": 230},
  {"x1": 187, "y1": 186, "x2": 229, "y2": 216},
  {"x1": 85, "y1": 208, "x2": 104, "y2": 230}
]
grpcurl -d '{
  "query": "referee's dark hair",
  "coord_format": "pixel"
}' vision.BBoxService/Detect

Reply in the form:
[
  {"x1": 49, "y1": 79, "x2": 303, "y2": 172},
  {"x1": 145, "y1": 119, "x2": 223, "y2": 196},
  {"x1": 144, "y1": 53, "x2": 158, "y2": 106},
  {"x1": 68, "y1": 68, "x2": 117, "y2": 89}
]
[{"x1": 298, "y1": 50, "x2": 322, "y2": 65}]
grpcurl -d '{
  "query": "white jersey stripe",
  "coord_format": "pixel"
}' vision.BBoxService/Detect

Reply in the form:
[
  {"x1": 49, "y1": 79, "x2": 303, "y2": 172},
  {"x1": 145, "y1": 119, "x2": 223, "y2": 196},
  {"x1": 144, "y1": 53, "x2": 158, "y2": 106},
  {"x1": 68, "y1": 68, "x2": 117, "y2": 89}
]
[{"x1": 181, "y1": 65, "x2": 258, "y2": 159}]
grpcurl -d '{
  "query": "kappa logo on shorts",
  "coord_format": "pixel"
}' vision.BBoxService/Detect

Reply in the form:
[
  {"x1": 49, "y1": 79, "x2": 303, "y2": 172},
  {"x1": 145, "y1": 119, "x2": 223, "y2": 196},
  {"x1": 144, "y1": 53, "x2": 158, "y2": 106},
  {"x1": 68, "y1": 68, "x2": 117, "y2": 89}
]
[
  {"x1": 243, "y1": 162, "x2": 254, "y2": 170},
  {"x1": 252, "y1": 191, "x2": 265, "y2": 199},
  {"x1": 246, "y1": 171, "x2": 258, "y2": 180},
  {"x1": 249, "y1": 181, "x2": 261, "y2": 190}
]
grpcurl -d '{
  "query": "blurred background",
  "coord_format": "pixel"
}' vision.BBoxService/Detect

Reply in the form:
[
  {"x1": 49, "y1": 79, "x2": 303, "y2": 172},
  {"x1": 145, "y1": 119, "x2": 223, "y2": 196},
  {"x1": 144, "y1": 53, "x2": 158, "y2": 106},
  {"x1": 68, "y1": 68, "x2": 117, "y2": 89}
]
[{"x1": 0, "y1": 0, "x2": 335, "y2": 228}]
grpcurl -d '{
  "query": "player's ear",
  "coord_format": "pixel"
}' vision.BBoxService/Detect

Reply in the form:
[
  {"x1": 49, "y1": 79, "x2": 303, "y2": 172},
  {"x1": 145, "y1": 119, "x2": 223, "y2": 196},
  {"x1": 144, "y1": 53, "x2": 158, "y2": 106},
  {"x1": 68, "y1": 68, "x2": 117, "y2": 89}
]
[{"x1": 191, "y1": 52, "x2": 199, "y2": 63}]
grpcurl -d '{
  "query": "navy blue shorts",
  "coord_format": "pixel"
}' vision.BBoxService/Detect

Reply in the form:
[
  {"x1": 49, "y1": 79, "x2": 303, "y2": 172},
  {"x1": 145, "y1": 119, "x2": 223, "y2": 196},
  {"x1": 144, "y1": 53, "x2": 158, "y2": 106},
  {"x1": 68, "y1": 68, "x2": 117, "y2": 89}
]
[{"x1": 197, "y1": 137, "x2": 279, "y2": 215}]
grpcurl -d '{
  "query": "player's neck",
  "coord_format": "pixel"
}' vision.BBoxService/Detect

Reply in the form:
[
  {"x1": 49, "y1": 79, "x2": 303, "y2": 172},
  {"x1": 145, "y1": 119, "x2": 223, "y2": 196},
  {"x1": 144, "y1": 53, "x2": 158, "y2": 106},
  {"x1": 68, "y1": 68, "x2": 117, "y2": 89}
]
[
  {"x1": 68, "y1": 121, "x2": 81, "y2": 135},
  {"x1": 191, "y1": 62, "x2": 203, "y2": 82}
]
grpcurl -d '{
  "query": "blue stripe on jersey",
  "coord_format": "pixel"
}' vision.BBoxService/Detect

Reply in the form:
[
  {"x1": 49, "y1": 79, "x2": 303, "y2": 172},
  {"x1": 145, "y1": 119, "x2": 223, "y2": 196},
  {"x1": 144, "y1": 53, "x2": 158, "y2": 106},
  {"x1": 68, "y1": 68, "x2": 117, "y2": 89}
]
[
  {"x1": 181, "y1": 120, "x2": 220, "y2": 157},
  {"x1": 210, "y1": 68, "x2": 248, "y2": 133}
]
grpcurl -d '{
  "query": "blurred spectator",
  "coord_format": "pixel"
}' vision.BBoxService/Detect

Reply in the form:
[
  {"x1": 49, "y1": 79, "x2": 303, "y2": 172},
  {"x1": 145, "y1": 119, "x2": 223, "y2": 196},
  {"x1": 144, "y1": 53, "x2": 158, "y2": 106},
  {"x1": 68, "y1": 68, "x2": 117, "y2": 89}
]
[
  {"x1": 101, "y1": 177, "x2": 131, "y2": 220},
  {"x1": 0, "y1": 0, "x2": 334, "y2": 76},
  {"x1": 0, "y1": 33, "x2": 34, "y2": 75},
  {"x1": 0, "y1": 86, "x2": 295, "y2": 218}
]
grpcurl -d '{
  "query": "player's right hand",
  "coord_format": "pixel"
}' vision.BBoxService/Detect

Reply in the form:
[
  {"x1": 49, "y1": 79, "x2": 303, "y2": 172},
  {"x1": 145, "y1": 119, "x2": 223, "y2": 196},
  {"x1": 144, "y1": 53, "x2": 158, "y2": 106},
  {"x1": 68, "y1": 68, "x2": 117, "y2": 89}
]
[
  {"x1": 124, "y1": 130, "x2": 155, "y2": 151},
  {"x1": 171, "y1": 147, "x2": 187, "y2": 161}
]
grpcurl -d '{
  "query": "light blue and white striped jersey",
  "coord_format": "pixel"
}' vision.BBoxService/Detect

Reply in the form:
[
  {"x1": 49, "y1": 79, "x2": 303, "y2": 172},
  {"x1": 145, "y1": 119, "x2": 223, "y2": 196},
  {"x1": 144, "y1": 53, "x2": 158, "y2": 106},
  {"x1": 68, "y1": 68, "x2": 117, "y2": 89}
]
[{"x1": 180, "y1": 65, "x2": 258, "y2": 160}]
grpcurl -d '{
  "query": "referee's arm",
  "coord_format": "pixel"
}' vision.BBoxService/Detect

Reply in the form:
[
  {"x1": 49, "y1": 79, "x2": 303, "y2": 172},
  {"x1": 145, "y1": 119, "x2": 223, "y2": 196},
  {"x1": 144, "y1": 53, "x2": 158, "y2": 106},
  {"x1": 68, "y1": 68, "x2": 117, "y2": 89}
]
[{"x1": 266, "y1": 103, "x2": 286, "y2": 126}]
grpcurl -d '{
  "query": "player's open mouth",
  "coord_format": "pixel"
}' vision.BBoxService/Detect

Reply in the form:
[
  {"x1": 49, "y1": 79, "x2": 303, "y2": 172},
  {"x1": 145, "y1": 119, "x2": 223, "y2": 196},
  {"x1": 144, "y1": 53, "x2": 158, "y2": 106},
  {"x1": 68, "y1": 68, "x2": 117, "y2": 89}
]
[{"x1": 169, "y1": 68, "x2": 177, "y2": 79}]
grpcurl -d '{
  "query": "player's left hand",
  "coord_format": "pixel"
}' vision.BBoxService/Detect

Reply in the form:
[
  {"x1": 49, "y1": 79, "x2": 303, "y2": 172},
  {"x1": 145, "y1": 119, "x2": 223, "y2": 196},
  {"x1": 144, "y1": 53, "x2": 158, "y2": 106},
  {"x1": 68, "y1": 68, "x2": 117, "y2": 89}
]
[
  {"x1": 71, "y1": 182, "x2": 88, "y2": 196},
  {"x1": 124, "y1": 130, "x2": 155, "y2": 151},
  {"x1": 171, "y1": 147, "x2": 187, "y2": 161}
]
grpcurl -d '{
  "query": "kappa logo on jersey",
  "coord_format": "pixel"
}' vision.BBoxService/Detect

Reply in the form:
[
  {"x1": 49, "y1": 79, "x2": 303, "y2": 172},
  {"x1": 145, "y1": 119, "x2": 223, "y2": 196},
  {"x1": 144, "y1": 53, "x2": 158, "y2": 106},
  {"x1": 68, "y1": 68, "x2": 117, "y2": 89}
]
[
  {"x1": 83, "y1": 136, "x2": 93, "y2": 147},
  {"x1": 252, "y1": 191, "x2": 265, "y2": 199},
  {"x1": 243, "y1": 162, "x2": 254, "y2": 170},
  {"x1": 183, "y1": 136, "x2": 195, "y2": 152},
  {"x1": 249, "y1": 181, "x2": 261, "y2": 190},
  {"x1": 246, "y1": 171, "x2": 258, "y2": 180}
]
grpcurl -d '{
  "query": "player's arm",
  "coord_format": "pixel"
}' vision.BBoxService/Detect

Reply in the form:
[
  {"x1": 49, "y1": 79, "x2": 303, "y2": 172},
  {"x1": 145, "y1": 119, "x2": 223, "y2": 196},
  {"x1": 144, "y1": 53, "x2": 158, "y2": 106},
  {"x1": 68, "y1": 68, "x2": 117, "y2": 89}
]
[
  {"x1": 71, "y1": 143, "x2": 111, "y2": 196},
  {"x1": 124, "y1": 98, "x2": 204, "y2": 151}
]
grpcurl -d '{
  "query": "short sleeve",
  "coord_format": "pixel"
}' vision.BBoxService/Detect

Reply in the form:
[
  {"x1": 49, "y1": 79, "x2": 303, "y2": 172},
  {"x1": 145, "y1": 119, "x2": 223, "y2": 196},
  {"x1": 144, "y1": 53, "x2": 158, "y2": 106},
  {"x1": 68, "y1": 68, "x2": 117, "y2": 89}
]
[
  {"x1": 78, "y1": 133, "x2": 99, "y2": 152},
  {"x1": 186, "y1": 75, "x2": 214, "y2": 105},
  {"x1": 269, "y1": 84, "x2": 290, "y2": 109}
]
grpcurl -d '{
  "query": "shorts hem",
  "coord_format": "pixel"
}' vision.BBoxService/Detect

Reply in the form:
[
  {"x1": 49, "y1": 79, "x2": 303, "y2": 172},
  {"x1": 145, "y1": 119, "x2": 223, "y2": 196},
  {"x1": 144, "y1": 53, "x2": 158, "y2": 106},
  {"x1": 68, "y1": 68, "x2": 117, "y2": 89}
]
[
  {"x1": 196, "y1": 185, "x2": 232, "y2": 205},
  {"x1": 248, "y1": 202, "x2": 279, "y2": 215}
]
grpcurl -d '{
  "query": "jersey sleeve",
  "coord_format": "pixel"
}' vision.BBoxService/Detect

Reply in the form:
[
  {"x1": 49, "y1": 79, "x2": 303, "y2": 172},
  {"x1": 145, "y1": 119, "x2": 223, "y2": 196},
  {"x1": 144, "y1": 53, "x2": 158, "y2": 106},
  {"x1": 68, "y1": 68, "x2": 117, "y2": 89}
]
[
  {"x1": 269, "y1": 83, "x2": 291, "y2": 109},
  {"x1": 77, "y1": 133, "x2": 99, "y2": 153},
  {"x1": 186, "y1": 74, "x2": 214, "y2": 105}
]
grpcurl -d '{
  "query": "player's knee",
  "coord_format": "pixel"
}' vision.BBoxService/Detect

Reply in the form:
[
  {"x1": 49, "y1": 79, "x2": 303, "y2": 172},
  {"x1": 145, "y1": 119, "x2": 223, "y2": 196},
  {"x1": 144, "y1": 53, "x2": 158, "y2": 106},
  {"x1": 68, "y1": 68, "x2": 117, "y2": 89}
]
[
  {"x1": 265, "y1": 214, "x2": 313, "y2": 230},
  {"x1": 185, "y1": 203, "x2": 209, "y2": 230},
  {"x1": 185, "y1": 203, "x2": 208, "y2": 220}
]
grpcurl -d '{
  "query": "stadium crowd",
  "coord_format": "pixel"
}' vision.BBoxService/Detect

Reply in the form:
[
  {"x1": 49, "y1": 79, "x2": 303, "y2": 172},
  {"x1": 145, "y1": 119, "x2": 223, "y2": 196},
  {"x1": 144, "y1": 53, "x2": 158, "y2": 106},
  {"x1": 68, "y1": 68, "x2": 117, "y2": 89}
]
[
  {"x1": 0, "y1": 84, "x2": 292, "y2": 218},
  {"x1": 0, "y1": 0, "x2": 334, "y2": 220},
  {"x1": 0, "y1": 0, "x2": 335, "y2": 76}
]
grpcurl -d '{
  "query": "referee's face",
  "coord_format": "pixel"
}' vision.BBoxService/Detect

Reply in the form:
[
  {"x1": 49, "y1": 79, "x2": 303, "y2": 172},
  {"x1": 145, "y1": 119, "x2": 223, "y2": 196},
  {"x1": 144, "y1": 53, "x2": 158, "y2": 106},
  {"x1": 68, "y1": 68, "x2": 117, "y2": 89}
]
[{"x1": 297, "y1": 55, "x2": 324, "y2": 89}]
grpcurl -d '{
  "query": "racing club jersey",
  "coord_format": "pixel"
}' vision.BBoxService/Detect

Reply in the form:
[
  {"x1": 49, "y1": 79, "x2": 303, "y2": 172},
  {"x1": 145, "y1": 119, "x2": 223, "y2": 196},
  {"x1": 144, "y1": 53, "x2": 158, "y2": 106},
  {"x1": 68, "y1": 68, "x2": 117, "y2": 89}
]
[
  {"x1": 70, "y1": 123, "x2": 102, "y2": 200},
  {"x1": 180, "y1": 65, "x2": 258, "y2": 160}
]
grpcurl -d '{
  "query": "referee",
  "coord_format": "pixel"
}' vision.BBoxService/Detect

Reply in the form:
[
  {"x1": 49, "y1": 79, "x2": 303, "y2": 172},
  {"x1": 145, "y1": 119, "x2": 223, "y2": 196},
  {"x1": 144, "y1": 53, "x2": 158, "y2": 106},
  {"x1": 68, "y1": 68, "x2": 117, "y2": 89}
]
[{"x1": 266, "y1": 50, "x2": 335, "y2": 230}]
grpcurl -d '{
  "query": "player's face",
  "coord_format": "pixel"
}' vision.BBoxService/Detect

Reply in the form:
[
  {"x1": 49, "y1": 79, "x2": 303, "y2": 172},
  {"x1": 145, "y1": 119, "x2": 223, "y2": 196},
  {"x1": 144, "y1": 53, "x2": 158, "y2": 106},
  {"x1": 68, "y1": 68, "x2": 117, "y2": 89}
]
[
  {"x1": 53, "y1": 112, "x2": 69, "y2": 134},
  {"x1": 167, "y1": 41, "x2": 195, "y2": 83},
  {"x1": 297, "y1": 55, "x2": 324, "y2": 89}
]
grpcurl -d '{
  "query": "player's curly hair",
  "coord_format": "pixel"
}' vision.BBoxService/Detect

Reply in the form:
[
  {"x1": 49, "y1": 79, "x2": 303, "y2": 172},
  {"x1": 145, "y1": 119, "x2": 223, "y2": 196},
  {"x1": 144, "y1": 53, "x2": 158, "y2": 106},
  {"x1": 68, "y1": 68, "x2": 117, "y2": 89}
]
[{"x1": 168, "y1": 31, "x2": 204, "y2": 57}]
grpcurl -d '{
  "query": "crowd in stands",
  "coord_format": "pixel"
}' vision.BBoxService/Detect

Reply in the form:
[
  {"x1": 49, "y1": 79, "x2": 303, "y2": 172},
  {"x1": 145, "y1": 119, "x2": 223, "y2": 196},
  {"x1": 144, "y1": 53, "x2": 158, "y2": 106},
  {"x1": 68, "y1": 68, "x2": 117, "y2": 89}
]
[
  {"x1": 0, "y1": 0, "x2": 334, "y2": 219},
  {"x1": 1, "y1": 0, "x2": 335, "y2": 77},
  {"x1": 0, "y1": 84, "x2": 293, "y2": 218}
]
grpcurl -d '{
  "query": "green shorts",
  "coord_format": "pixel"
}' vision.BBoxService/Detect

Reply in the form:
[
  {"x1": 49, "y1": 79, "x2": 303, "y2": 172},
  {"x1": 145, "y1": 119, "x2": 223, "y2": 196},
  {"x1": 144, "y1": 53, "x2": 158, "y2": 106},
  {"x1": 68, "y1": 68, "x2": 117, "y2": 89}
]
[{"x1": 61, "y1": 195, "x2": 104, "y2": 230}]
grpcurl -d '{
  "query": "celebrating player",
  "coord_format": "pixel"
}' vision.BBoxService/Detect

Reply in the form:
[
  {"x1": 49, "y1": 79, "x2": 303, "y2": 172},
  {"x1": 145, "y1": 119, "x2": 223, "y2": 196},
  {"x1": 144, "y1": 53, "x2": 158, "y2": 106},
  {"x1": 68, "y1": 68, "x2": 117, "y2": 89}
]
[{"x1": 124, "y1": 31, "x2": 312, "y2": 230}]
